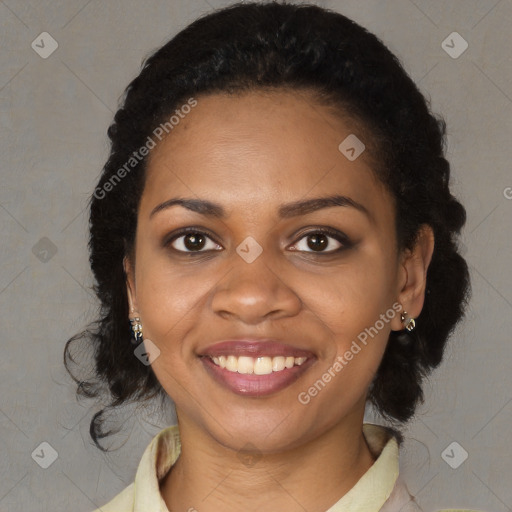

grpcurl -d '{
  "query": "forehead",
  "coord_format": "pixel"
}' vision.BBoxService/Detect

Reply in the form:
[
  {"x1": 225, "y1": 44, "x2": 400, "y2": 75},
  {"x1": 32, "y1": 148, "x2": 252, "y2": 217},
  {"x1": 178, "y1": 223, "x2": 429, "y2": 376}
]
[{"x1": 142, "y1": 90, "x2": 389, "y2": 217}]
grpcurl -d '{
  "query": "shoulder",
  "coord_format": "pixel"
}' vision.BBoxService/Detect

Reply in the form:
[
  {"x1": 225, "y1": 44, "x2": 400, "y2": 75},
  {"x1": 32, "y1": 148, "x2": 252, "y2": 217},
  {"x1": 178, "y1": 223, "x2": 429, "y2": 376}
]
[
  {"x1": 382, "y1": 474, "x2": 482, "y2": 512},
  {"x1": 90, "y1": 425, "x2": 179, "y2": 512},
  {"x1": 91, "y1": 483, "x2": 134, "y2": 512}
]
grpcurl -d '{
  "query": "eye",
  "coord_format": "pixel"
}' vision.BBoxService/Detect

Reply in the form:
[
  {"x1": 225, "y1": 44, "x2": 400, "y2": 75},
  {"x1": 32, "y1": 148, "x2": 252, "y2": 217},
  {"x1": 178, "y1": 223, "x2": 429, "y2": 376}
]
[
  {"x1": 289, "y1": 228, "x2": 349, "y2": 253},
  {"x1": 168, "y1": 229, "x2": 222, "y2": 253}
]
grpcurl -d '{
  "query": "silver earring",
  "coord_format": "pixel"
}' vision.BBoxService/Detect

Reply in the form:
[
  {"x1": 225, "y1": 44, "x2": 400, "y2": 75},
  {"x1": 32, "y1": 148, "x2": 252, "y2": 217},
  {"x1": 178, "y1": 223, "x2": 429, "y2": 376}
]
[
  {"x1": 129, "y1": 317, "x2": 143, "y2": 344},
  {"x1": 400, "y1": 311, "x2": 416, "y2": 332}
]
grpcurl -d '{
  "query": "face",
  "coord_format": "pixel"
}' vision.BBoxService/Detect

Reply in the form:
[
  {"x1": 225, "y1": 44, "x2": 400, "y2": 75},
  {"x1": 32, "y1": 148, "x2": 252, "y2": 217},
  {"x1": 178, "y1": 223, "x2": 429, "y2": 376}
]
[{"x1": 125, "y1": 89, "x2": 414, "y2": 454}]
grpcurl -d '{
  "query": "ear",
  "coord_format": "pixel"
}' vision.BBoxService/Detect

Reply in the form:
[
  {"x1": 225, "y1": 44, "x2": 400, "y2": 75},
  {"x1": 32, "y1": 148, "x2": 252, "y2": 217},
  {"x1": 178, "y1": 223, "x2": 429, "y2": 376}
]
[
  {"x1": 123, "y1": 256, "x2": 139, "y2": 314},
  {"x1": 391, "y1": 225, "x2": 435, "y2": 331}
]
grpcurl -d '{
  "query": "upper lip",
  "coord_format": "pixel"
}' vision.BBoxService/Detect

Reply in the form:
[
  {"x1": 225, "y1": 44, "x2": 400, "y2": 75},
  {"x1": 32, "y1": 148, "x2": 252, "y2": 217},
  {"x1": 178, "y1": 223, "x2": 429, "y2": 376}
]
[{"x1": 199, "y1": 339, "x2": 315, "y2": 359}]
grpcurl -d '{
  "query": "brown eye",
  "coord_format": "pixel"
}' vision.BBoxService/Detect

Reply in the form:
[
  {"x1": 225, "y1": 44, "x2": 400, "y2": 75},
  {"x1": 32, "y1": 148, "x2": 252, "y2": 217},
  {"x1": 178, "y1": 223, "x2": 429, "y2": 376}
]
[
  {"x1": 289, "y1": 228, "x2": 348, "y2": 254},
  {"x1": 184, "y1": 233, "x2": 206, "y2": 250},
  {"x1": 170, "y1": 231, "x2": 222, "y2": 253},
  {"x1": 306, "y1": 233, "x2": 329, "y2": 251}
]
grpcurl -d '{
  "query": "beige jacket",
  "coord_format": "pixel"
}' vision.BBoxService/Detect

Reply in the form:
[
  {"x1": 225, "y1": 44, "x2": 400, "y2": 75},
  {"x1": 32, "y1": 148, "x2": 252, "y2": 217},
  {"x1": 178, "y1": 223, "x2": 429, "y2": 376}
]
[{"x1": 93, "y1": 423, "x2": 481, "y2": 512}]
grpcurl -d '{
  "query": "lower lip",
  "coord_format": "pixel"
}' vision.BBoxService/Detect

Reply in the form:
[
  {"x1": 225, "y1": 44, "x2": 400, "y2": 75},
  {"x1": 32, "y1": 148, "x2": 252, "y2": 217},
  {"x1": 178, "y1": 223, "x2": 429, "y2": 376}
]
[{"x1": 200, "y1": 356, "x2": 315, "y2": 397}]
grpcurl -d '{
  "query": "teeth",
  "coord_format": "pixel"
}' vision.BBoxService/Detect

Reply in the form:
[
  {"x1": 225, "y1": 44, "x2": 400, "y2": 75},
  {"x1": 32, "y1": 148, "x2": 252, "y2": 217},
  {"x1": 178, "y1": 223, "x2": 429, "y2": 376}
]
[
  {"x1": 209, "y1": 355, "x2": 307, "y2": 373},
  {"x1": 272, "y1": 356, "x2": 285, "y2": 372},
  {"x1": 226, "y1": 355, "x2": 238, "y2": 372},
  {"x1": 238, "y1": 356, "x2": 254, "y2": 374},
  {"x1": 254, "y1": 356, "x2": 272, "y2": 375}
]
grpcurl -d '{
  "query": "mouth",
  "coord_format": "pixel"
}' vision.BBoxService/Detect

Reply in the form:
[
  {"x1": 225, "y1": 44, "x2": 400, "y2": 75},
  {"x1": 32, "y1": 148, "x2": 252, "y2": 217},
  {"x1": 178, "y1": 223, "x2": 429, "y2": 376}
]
[
  {"x1": 198, "y1": 340, "x2": 316, "y2": 397},
  {"x1": 209, "y1": 354, "x2": 308, "y2": 373}
]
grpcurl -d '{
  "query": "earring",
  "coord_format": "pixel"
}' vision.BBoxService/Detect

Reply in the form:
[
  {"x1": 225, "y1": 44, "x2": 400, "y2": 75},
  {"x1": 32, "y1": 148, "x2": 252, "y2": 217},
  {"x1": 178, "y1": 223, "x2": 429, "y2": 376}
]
[
  {"x1": 129, "y1": 317, "x2": 143, "y2": 344},
  {"x1": 400, "y1": 311, "x2": 416, "y2": 332}
]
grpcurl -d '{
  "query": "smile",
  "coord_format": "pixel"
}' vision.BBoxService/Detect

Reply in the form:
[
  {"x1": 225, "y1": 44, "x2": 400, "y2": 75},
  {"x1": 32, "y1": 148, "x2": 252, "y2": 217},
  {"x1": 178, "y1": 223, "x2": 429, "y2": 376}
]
[
  {"x1": 200, "y1": 355, "x2": 315, "y2": 397},
  {"x1": 199, "y1": 339, "x2": 315, "y2": 397},
  {"x1": 209, "y1": 355, "x2": 308, "y2": 374}
]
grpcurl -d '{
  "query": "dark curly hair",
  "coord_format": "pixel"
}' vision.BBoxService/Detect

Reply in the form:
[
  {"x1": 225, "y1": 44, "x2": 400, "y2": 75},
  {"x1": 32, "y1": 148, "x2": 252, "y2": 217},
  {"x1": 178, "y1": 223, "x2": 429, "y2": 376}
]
[{"x1": 64, "y1": 1, "x2": 470, "y2": 450}]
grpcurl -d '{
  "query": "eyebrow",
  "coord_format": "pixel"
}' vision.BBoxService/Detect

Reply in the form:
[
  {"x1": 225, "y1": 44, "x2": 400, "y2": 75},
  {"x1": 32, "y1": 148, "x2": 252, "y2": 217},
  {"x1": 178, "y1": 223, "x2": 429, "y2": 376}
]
[
  {"x1": 150, "y1": 198, "x2": 224, "y2": 219},
  {"x1": 278, "y1": 195, "x2": 370, "y2": 218},
  {"x1": 149, "y1": 194, "x2": 370, "y2": 219}
]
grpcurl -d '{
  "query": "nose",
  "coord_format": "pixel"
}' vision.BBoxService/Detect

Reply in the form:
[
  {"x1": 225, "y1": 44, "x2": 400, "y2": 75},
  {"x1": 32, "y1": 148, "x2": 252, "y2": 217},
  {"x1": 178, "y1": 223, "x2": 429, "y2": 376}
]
[{"x1": 210, "y1": 254, "x2": 302, "y2": 325}]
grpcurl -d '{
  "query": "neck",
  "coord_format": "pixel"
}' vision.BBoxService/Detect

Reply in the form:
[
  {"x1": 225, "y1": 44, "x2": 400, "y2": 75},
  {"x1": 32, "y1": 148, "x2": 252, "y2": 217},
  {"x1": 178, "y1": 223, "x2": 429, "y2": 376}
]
[{"x1": 160, "y1": 412, "x2": 376, "y2": 512}]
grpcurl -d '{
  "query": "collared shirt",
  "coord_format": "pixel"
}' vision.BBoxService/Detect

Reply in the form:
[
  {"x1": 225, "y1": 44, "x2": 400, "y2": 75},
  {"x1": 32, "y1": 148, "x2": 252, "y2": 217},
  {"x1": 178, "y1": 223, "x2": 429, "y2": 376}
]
[{"x1": 93, "y1": 423, "x2": 478, "y2": 512}]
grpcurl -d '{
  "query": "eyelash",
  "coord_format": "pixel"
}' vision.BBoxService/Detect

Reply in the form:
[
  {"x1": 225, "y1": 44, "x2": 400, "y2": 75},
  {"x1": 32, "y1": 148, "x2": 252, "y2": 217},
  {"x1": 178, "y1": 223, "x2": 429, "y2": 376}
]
[{"x1": 164, "y1": 226, "x2": 352, "y2": 255}]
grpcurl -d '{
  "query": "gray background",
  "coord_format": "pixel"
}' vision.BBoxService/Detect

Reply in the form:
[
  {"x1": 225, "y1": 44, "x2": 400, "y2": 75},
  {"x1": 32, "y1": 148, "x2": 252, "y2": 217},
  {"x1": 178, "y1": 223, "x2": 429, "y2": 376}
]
[{"x1": 0, "y1": 1, "x2": 511, "y2": 511}]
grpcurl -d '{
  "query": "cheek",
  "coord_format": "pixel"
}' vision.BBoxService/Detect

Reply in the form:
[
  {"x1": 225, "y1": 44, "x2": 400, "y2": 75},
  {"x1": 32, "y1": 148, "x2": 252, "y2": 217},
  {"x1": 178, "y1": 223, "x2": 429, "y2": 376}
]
[
  {"x1": 134, "y1": 259, "x2": 209, "y2": 400},
  {"x1": 133, "y1": 241, "x2": 212, "y2": 350},
  {"x1": 299, "y1": 252, "x2": 397, "y2": 388},
  {"x1": 296, "y1": 268, "x2": 395, "y2": 423},
  {"x1": 136, "y1": 271, "x2": 210, "y2": 345},
  {"x1": 304, "y1": 251, "x2": 396, "y2": 332}
]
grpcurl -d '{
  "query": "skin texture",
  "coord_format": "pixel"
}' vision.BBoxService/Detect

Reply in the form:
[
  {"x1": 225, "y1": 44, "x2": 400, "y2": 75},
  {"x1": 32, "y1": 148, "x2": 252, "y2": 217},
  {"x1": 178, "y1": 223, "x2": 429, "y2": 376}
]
[{"x1": 124, "y1": 90, "x2": 434, "y2": 512}]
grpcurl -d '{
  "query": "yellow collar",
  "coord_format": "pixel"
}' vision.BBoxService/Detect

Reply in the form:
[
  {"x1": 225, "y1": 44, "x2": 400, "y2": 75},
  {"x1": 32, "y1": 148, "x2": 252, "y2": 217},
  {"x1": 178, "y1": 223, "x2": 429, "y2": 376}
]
[{"x1": 131, "y1": 422, "x2": 400, "y2": 512}]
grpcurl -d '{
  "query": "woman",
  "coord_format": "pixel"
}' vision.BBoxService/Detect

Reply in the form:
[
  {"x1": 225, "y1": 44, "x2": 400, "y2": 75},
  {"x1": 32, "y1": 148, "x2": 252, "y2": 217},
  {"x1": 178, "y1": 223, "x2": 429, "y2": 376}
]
[{"x1": 65, "y1": 2, "x2": 477, "y2": 511}]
